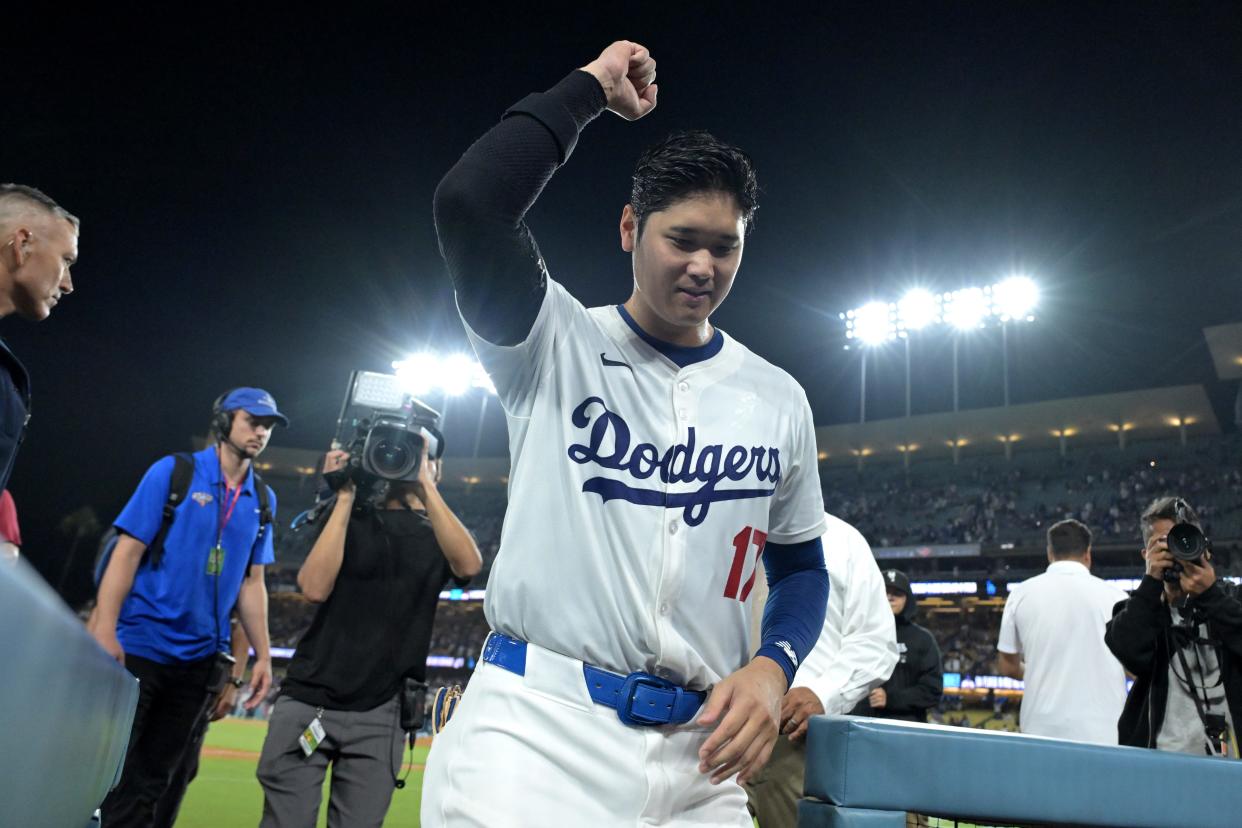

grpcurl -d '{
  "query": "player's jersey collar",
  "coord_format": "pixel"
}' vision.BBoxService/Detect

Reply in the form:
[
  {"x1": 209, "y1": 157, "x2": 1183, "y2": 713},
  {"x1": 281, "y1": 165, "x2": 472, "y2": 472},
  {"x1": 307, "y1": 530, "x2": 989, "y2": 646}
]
[{"x1": 614, "y1": 304, "x2": 724, "y2": 368}]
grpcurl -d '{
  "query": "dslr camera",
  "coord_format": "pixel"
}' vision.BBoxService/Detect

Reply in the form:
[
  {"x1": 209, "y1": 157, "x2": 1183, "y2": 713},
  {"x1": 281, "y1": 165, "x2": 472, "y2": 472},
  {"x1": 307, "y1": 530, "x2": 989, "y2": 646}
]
[
  {"x1": 327, "y1": 371, "x2": 445, "y2": 494},
  {"x1": 1163, "y1": 498, "x2": 1211, "y2": 583}
]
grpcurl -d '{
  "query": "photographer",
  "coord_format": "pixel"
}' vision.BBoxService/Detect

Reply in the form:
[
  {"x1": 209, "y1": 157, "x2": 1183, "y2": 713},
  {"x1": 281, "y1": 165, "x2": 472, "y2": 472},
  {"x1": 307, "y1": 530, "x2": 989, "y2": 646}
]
[
  {"x1": 256, "y1": 442, "x2": 482, "y2": 828},
  {"x1": 1105, "y1": 497, "x2": 1242, "y2": 756}
]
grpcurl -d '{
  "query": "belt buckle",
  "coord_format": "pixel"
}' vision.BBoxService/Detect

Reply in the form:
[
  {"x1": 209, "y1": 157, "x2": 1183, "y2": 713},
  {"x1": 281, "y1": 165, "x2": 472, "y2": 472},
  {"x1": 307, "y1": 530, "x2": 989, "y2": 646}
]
[{"x1": 616, "y1": 671, "x2": 678, "y2": 726}]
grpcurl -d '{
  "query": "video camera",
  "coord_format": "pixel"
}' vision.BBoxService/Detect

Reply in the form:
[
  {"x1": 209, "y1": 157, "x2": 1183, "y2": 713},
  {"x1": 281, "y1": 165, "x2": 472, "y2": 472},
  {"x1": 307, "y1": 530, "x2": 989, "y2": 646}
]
[
  {"x1": 1164, "y1": 498, "x2": 1211, "y2": 583},
  {"x1": 326, "y1": 371, "x2": 445, "y2": 495}
]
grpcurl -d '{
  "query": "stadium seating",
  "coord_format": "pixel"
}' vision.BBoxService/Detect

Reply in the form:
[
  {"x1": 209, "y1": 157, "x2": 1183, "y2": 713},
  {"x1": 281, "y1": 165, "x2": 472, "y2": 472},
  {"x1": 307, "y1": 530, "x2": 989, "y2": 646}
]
[
  {"x1": 0, "y1": 558, "x2": 138, "y2": 828},
  {"x1": 826, "y1": 433, "x2": 1242, "y2": 549},
  {"x1": 800, "y1": 715, "x2": 1242, "y2": 827}
]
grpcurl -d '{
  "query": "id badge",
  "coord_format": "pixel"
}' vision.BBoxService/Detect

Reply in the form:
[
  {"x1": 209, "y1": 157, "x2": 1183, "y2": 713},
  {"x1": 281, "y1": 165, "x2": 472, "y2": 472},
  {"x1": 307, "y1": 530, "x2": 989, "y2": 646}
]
[
  {"x1": 298, "y1": 716, "x2": 326, "y2": 757},
  {"x1": 206, "y1": 544, "x2": 225, "y2": 576}
]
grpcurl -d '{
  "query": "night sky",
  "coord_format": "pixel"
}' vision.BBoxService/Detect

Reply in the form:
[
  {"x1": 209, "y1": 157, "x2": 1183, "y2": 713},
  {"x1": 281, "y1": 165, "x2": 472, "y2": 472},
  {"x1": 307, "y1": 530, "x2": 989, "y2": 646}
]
[{"x1": 7, "y1": 5, "x2": 1241, "y2": 595}]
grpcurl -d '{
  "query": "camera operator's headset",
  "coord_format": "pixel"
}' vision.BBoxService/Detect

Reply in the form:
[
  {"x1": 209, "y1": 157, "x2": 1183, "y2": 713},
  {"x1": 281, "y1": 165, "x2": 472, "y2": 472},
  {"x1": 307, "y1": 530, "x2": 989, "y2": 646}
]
[{"x1": 211, "y1": 389, "x2": 239, "y2": 445}]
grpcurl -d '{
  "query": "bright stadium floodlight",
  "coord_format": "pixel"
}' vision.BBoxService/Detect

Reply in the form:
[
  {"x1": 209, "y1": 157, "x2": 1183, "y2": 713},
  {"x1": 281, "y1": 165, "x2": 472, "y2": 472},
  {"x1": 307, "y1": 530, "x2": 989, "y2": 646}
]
[
  {"x1": 853, "y1": 301, "x2": 896, "y2": 345},
  {"x1": 991, "y1": 275, "x2": 1039, "y2": 322},
  {"x1": 897, "y1": 288, "x2": 939, "y2": 332},
  {"x1": 944, "y1": 286, "x2": 988, "y2": 331},
  {"x1": 439, "y1": 353, "x2": 477, "y2": 397},
  {"x1": 393, "y1": 352, "x2": 440, "y2": 395},
  {"x1": 392, "y1": 352, "x2": 495, "y2": 397}
]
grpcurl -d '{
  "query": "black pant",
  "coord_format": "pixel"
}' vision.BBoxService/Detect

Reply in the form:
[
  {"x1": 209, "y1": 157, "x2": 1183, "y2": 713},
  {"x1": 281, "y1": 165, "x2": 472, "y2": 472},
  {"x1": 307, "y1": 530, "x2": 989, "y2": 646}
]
[
  {"x1": 151, "y1": 705, "x2": 210, "y2": 828},
  {"x1": 101, "y1": 654, "x2": 214, "y2": 828}
]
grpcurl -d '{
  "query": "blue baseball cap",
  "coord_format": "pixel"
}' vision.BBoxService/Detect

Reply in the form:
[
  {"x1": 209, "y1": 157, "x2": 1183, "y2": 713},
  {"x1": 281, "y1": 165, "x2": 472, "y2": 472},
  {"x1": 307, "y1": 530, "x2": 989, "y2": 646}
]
[{"x1": 218, "y1": 387, "x2": 289, "y2": 427}]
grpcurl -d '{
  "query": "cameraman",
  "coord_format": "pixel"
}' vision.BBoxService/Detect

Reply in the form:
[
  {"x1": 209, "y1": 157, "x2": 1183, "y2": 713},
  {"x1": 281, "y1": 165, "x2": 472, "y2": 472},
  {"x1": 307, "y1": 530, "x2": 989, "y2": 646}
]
[
  {"x1": 256, "y1": 443, "x2": 482, "y2": 828},
  {"x1": 1105, "y1": 497, "x2": 1242, "y2": 756}
]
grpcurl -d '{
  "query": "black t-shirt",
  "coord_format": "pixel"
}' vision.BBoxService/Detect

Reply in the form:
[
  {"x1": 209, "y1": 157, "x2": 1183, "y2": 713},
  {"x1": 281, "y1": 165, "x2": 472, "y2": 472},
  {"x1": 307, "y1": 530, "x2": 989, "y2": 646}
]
[{"x1": 282, "y1": 506, "x2": 462, "y2": 711}]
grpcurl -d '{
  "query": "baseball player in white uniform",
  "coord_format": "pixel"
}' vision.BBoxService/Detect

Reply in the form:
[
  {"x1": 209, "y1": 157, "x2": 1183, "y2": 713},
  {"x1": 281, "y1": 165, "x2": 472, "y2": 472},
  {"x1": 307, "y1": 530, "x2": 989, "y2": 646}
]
[
  {"x1": 421, "y1": 41, "x2": 830, "y2": 826},
  {"x1": 746, "y1": 513, "x2": 899, "y2": 828}
]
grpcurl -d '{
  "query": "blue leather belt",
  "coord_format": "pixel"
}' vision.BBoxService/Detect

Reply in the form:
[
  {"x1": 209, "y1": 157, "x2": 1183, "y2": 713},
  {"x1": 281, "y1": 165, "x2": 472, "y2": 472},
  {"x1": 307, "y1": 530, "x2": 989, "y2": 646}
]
[{"x1": 481, "y1": 632, "x2": 706, "y2": 727}]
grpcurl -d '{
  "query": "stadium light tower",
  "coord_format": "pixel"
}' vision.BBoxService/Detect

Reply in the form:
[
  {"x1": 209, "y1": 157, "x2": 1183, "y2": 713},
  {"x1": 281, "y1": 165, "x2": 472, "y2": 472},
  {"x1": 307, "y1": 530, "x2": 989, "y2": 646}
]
[
  {"x1": 991, "y1": 275, "x2": 1039, "y2": 407},
  {"x1": 897, "y1": 289, "x2": 939, "y2": 417},
  {"x1": 943, "y1": 287, "x2": 988, "y2": 412},
  {"x1": 847, "y1": 301, "x2": 896, "y2": 424}
]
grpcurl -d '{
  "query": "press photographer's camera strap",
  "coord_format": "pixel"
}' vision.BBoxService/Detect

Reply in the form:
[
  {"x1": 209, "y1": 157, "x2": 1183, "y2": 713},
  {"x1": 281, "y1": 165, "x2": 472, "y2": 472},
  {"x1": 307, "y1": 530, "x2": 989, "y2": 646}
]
[{"x1": 1168, "y1": 622, "x2": 1231, "y2": 756}]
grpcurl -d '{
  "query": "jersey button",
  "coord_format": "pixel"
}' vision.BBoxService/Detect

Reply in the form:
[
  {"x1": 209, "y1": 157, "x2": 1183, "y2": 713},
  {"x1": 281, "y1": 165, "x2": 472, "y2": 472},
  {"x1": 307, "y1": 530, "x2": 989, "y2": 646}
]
[
  {"x1": 659, "y1": 603, "x2": 670, "y2": 615},
  {"x1": 678, "y1": 381, "x2": 689, "y2": 392},
  {"x1": 668, "y1": 520, "x2": 679, "y2": 535},
  {"x1": 678, "y1": 408, "x2": 688, "y2": 420}
]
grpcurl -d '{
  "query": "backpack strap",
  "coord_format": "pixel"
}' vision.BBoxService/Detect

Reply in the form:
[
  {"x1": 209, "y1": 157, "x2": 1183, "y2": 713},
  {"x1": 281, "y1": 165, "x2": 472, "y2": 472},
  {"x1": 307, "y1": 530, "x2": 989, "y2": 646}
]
[
  {"x1": 253, "y1": 470, "x2": 273, "y2": 534},
  {"x1": 243, "y1": 470, "x2": 274, "y2": 577},
  {"x1": 146, "y1": 452, "x2": 195, "y2": 569}
]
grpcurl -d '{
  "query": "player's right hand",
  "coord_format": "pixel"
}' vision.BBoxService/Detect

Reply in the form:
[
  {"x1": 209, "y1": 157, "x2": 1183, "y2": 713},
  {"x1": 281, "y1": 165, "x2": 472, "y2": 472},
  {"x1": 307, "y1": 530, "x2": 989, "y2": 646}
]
[
  {"x1": 581, "y1": 41, "x2": 658, "y2": 121},
  {"x1": 1144, "y1": 534, "x2": 1174, "y2": 581}
]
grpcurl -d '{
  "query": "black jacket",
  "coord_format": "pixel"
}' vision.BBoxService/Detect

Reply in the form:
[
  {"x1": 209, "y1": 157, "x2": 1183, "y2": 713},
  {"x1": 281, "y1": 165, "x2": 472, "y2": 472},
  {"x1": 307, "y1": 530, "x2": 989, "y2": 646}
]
[
  {"x1": 851, "y1": 601, "x2": 943, "y2": 723},
  {"x1": 0, "y1": 338, "x2": 30, "y2": 492},
  {"x1": 1104, "y1": 575, "x2": 1242, "y2": 748}
]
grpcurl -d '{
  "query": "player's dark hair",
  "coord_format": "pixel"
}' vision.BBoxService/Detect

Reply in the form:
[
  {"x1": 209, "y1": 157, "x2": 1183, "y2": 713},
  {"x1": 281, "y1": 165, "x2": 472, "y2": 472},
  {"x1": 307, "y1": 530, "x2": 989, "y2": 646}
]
[
  {"x1": 0, "y1": 183, "x2": 80, "y2": 229},
  {"x1": 1141, "y1": 496, "x2": 1201, "y2": 544},
  {"x1": 629, "y1": 131, "x2": 758, "y2": 237},
  {"x1": 1046, "y1": 519, "x2": 1092, "y2": 559}
]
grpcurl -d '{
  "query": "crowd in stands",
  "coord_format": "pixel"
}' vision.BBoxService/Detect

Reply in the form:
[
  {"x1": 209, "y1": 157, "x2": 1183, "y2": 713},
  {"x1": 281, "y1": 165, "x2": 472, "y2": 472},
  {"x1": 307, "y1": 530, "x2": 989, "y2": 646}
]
[{"x1": 829, "y1": 435, "x2": 1242, "y2": 550}]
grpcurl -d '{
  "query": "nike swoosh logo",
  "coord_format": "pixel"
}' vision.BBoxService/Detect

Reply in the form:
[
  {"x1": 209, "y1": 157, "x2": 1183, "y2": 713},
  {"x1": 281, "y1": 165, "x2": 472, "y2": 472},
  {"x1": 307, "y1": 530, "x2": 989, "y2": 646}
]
[{"x1": 600, "y1": 353, "x2": 632, "y2": 369}]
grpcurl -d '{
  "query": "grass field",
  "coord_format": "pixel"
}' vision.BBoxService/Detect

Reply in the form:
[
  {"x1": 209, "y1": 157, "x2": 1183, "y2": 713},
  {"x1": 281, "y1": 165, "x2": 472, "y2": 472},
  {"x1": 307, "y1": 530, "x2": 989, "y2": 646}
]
[{"x1": 175, "y1": 718, "x2": 429, "y2": 827}]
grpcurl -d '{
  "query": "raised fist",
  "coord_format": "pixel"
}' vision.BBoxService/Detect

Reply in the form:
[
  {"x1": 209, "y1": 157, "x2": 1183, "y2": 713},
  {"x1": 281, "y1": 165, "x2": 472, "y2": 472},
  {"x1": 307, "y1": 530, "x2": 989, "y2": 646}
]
[{"x1": 581, "y1": 40, "x2": 658, "y2": 121}]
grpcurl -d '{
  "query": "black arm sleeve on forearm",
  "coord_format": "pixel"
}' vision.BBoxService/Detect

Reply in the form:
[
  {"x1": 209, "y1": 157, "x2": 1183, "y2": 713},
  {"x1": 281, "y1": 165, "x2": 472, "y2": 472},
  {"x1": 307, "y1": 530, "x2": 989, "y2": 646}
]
[{"x1": 433, "y1": 70, "x2": 607, "y2": 346}]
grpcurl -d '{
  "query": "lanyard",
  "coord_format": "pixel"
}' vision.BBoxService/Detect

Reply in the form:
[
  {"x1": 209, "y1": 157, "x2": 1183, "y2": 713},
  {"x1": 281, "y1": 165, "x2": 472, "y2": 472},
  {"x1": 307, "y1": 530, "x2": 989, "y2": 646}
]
[{"x1": 217, "y1": 480, "x2": 245, "y2": 544}]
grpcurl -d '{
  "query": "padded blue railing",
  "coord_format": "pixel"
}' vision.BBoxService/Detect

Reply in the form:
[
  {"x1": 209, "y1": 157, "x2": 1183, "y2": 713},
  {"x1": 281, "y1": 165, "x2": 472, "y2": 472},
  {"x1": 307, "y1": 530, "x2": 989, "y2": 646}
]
[
  {"x1": 799, "y1": 715, "x2": 1242, "y2": 827},
  {"x1": 0, "y1": 559, "x2": 138, "y2": 828}
]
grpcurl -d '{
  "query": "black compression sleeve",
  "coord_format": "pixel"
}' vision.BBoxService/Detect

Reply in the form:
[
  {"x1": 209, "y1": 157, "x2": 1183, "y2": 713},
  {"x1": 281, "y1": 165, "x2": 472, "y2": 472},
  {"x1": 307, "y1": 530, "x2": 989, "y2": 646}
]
[{"x1": 433, "y1": 70, "x2": 607, "y2": 345}]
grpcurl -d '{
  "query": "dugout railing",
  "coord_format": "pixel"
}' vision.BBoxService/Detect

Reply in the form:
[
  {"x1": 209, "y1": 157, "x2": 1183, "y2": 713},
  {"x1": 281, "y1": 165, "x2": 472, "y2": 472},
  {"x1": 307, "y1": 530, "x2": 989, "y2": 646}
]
[
  {"x1": 799, "y1": 715, "x2": 1242, "y2": 827},
  {"x1": 0, "y1": 558, "x2": 138, "y2": 828}
]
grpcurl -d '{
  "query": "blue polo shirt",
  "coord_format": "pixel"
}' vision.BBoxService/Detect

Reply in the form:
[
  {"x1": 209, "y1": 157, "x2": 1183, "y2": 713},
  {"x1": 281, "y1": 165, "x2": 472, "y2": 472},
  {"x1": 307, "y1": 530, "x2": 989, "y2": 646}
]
[{"x1": 114, "y1": 445, "x2": 277, "y2": 664}]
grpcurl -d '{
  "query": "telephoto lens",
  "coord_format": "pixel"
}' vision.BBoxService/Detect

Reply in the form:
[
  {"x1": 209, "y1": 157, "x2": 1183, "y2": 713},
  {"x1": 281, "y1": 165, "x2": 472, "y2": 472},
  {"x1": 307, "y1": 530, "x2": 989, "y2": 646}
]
[{"x1": 1163, "y1": 522, "x2": 1210, "y2": 583}]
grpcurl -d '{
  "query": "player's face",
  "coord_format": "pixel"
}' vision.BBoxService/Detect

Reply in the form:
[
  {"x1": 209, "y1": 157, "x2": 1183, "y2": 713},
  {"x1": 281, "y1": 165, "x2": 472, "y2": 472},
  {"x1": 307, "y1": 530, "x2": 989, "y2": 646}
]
[
  {"x1": 227, "y1": 411, "x2": 277, "y2": 458},
  {"x1": 10, "y1": 217, "x2": 77, "y2": 321},
  {"x1": 621, "y1": 191, "x2": 744, "y2": 347}
]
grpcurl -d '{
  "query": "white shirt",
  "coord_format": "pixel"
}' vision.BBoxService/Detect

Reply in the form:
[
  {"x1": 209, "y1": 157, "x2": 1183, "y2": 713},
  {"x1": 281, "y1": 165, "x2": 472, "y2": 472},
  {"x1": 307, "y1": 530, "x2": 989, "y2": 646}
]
[
  {"x1": 791, "y1": 514, "x2": 898, "y2": 713},
  {"x1": 465, "y1": 279, "x2": 826, "y2": 689},
  {"x1": 998, "y1": 559, "x2": 1129, "y2": 744}
]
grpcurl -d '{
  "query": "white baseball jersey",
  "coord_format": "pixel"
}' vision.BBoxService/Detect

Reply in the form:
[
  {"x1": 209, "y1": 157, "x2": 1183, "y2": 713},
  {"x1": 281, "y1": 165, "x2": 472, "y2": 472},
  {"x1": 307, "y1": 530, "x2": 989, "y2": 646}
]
[{"x1": 463, "y1": 277, "x2": 826, "y2": 690}]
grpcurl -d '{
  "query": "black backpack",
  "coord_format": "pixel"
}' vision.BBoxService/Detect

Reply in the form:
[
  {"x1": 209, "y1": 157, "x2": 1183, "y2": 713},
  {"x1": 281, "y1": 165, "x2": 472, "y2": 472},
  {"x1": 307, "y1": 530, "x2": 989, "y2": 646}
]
[{"x1": 93, "y1": 453, "x2": 273, "y2": 584}]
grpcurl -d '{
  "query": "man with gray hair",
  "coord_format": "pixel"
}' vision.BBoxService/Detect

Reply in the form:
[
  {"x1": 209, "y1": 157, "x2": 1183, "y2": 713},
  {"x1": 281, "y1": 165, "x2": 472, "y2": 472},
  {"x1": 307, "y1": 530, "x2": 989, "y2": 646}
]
[
  {"x1": 0, "y1": 184, "x2": 79, "y2": 490},
  {"x1": 1106, "y1": 497, "x2": 1242, "y2": 755}
]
